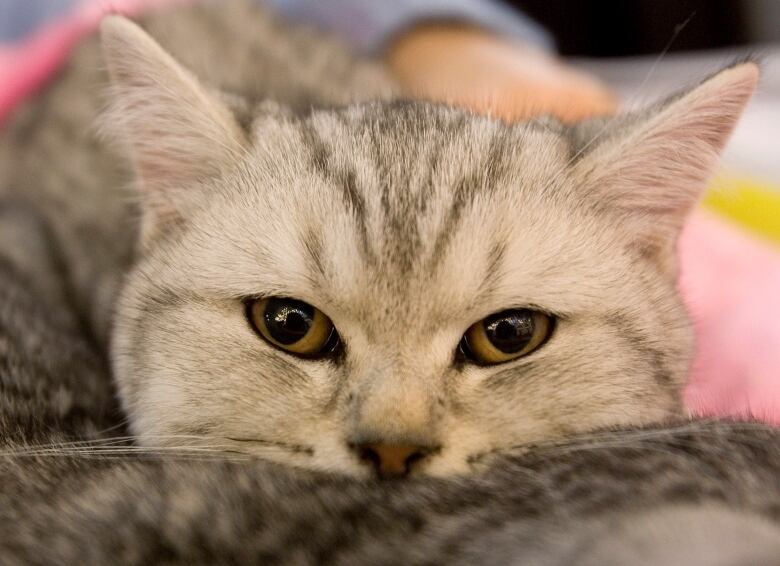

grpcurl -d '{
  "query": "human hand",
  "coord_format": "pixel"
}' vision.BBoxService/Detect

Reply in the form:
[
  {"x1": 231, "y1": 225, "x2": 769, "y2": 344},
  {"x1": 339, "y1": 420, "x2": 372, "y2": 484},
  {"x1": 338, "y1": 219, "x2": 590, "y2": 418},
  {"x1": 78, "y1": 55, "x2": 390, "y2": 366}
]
[{"x1": 385, "y1": 24, "x2": 617, "y2": 123}]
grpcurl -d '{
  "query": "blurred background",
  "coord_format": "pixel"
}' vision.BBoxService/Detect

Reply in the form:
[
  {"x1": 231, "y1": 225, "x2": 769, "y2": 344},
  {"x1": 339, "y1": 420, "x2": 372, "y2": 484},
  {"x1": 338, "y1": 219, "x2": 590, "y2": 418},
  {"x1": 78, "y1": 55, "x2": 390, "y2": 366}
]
[
  {"x1": 510, "y1": 0, "x2": 780, "y2": 55},
  {"x1": 512, "y1": 0, "x2": 780, "y2": 195}
]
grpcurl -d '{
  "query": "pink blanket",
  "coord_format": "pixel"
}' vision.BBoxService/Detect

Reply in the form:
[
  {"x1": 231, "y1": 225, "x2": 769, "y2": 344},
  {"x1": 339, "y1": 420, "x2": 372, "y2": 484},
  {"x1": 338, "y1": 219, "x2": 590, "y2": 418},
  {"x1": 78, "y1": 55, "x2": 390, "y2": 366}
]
[
  {"x1": 2, "y1": 0, "x2": 778, "y2": 424},
  {"x1": 0, "y1": 1, "x2": 191, "y2": 124},
  {"x1": 681, "y1": 213, "x2": 780, "y2": 424}
]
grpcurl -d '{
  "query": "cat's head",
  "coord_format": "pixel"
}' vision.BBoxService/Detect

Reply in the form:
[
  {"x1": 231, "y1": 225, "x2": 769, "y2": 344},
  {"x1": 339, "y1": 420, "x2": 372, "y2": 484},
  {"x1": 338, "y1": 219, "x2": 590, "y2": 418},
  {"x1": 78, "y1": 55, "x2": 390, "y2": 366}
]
[{"x1": 103, "y1": 17, "x2": 757, "y2": 477}]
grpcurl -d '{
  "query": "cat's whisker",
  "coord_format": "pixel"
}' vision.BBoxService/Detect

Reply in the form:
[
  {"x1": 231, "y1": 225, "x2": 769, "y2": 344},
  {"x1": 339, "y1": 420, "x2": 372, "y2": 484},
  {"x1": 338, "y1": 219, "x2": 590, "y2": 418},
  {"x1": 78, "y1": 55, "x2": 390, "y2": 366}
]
[
  {"x1": 2, "y1": 445, "x2": 233, "y2": 455},
  {"x1": 526, "y1": 432, "x2": 764, "y2": 460},
  {"x1": 87, "y1": 419, "x2": 132, "y2": 436},
  {"x1": 224, "y1": 437, "x2": 315, "y2": 455},
  {"x1": 0, "y1": 448, "x2": 251, "y2": 462},
  {"x1": 478, "y1": 421, "x2": 774, "y2": 460},
  {"x1": 0, "y1": 434, "x2": 321, "y2": 462},
  {"x1": 534, "y1": 14, "x2": 694, "y2": 206},
  {"x1": 4, "y1": 434, "x2": 220, "y2": 452},
  {"x1": 2, "y1": 450, "x2": 255, "y2": 463}
]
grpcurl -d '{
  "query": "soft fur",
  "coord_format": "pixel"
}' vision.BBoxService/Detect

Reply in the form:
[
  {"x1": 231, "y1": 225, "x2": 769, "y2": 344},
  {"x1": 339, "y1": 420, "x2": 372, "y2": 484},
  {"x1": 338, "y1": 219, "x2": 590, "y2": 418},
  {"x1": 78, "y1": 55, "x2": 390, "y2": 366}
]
[
  {"x1": 0, "y1": 1, "x2": 761, "y2": 477},
  {"x1": 101, "y1": 10, "x2": 757, "y2": 476},
  {"x1": 0, "y1": 1, "x2": 776, "y2": 562}
]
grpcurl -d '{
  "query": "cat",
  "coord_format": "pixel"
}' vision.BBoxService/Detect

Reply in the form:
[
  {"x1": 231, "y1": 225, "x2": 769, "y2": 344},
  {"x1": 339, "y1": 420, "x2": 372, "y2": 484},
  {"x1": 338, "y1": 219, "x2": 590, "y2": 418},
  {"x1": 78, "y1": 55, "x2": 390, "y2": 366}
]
[
  {"x1": 1, "y1": 193, "x2": 778, "y2": 563},
  {"x1": 0, "y1": 0, "x2": 761, "y2": 479},
  {"x1": 5, "y1": 222, "x2": 776, "y2": 566},
  {"x1": 0, "y1": 1, "x2": 778, "y2": 563}
]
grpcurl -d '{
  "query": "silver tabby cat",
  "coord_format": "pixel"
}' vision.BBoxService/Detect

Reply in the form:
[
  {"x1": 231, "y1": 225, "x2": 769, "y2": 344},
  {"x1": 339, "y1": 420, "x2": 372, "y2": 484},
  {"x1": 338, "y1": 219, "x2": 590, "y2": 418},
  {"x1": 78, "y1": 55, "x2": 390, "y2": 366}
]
[
  {"x1": 0, "y1": 2, "x2": 778, "y2": 564},
  {"x1": 0, "y1": 0, "x2": 760, "y2": 479}
]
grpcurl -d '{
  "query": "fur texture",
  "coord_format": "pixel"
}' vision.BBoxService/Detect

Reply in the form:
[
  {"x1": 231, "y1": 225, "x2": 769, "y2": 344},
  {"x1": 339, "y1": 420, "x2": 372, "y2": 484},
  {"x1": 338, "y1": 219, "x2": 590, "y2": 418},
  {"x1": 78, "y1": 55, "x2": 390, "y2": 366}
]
[
  {"x1": 0, "y1": 1, "x2": 761, "y2": 477},
  {"x1": 98, "y1": 10, "x2": 757, "y2": 476},
  {"x1": 0, "y1": 1, "x2": 776, "y2": 562},
  {"x1": 0, "y1": 420, "x2": 778, "y2": 565}
]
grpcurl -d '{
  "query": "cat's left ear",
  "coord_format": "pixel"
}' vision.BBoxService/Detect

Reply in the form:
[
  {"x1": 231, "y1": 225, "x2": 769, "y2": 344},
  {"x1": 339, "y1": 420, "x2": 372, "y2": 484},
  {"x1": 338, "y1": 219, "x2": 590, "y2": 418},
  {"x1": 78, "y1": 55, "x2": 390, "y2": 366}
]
[
  {"x1": 570, "y1": 62, "x2": 758, "y2": 270},
  {"x1": 100, "y1": 16, "x2": 248, "y2": 243}
]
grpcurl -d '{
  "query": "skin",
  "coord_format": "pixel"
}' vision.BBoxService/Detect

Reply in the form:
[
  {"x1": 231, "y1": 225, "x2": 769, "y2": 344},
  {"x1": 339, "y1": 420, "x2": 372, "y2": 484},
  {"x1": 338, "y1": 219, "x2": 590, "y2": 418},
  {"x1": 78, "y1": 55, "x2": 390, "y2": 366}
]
[{"x1": 385, "y1": 24, "x2": 617, "y2": 123}]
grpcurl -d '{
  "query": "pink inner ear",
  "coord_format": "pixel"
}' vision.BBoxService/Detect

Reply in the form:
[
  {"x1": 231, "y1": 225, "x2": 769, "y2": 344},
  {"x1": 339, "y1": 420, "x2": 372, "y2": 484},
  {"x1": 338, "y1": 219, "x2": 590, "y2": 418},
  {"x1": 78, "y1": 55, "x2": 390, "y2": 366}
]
[{"x1": 680, "y1": 211, "x2": 780, "y2": 425}]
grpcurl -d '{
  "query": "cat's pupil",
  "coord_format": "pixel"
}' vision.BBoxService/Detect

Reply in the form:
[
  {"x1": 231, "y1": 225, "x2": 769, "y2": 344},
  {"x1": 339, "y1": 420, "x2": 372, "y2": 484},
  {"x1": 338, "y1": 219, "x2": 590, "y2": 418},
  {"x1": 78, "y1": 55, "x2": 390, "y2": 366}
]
[
  {"x1": 264, "y1": 298, "x2": 314, "y2": 345},
  {"x1": 484, "y1": 310, "x2": 534, "y2": 353}
]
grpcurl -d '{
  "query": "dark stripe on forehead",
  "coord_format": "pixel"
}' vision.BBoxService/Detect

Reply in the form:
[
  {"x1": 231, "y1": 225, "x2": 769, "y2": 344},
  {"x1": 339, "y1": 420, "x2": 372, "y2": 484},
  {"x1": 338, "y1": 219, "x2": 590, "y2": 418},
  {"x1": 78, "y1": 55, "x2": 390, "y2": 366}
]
[
  {"x1": 337, "y1": 167, "x2": 375, "y2": 265},
  {"x1": 419, "y1": 141, "x2": 441, "y2": 215},
  {"x1": 299, "y1": 122, "x2": 331, "y2": 177},
  {"x1": 339, "y1": 168, "x2": 366, "y2": 221},
  {"x1": 429, "y1": 173, "x2": 471, "y2": 270},
  {"x1": 418, "y1": 112, "x2": 468, "y2": 208},
  {"x1": 365, "y1": 114, "x2": 421, "y2": 274},
  {"x1": 301, "y1": 227, "x2": 326, "y2": 281},
  {"x1": 380, "y1": 192, "x2": 421, "y2": 274},
  {"x1": 354, "y1": 102, "x2": 479, "y2": 276},
  {"x1": 482, "y1": 129, "x2": 513, "y2": 192},
  {"x1": 428, "y1": 129, "x2": 511, "y2": 271},
  {"x1": 478, "y1": 240, "x2": 508, "y2": 297},
  {"x1": 299, "y1": 120, "x2": 376, "y2": 266}
]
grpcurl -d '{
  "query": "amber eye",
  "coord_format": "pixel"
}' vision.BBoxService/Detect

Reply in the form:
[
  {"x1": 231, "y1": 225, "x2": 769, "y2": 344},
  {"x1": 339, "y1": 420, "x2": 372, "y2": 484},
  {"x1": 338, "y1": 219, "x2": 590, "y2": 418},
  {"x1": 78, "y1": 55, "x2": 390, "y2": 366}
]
[
  {"x1": 246, "y1": 297, "x2": 339, "y2": 358},
  {"x1": 460, "y1": 309, "x2": 552, "y2": 365}
]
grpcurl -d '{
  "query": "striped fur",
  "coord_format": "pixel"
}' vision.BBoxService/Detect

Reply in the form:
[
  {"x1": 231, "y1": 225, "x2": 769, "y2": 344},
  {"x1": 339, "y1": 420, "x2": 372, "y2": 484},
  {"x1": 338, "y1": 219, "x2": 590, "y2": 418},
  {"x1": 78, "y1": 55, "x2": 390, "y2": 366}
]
[
  {"x1": 98, "y1": 14, "x2": 756, "y2": 476},
  {"x1": 0, "y1": 2, "x2": 775, "y2": 562}
]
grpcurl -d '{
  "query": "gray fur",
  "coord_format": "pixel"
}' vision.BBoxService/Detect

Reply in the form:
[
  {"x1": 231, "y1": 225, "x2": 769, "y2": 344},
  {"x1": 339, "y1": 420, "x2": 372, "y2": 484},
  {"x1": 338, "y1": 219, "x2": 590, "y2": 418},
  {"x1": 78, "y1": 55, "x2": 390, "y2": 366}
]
[
  {"x1": 0, "y1": 0, "x2": 775, "y2": 562},
  {"x1": 0, "y1": 421, "x2": 778, "y2": 565}
]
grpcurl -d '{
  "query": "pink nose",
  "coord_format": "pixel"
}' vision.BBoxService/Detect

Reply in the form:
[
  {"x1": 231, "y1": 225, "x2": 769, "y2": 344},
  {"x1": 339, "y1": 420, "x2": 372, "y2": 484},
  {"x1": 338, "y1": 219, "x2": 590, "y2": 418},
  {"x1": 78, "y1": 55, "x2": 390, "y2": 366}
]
[{"x1": 356, "y1": 443, "x2": 430, "y2": 478}]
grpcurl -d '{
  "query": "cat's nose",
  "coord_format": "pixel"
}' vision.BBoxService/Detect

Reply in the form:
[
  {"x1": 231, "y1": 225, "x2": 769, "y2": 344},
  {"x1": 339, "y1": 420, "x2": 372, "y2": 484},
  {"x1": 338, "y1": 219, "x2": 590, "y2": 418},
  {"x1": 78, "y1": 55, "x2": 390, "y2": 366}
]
[{"x1": 355, "y1": 443, "x2": 431, "y2": 479}]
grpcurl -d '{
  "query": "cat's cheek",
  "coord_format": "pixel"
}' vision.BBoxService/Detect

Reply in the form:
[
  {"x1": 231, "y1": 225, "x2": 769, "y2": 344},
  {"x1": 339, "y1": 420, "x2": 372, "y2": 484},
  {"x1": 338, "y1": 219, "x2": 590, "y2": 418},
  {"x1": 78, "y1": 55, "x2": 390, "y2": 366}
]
[
  {"x1": 423, "y1": 425, "x2": 495, "y2": 477},
  {"x1": 304, "y1": 433, "x2": 378, "y2": 478}
]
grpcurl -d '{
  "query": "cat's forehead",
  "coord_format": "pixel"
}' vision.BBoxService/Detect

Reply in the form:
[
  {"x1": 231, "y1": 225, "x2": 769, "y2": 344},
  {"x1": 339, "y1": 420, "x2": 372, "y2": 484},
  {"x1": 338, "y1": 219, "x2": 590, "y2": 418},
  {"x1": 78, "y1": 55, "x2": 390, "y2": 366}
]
[
  {"x1": 246, "y1": 101, "x2": 582, "y2": 264},
  {"x1": 183, "y1": 101, "x2": 622, "y2": 327},
  {"x1": 252, "y1": 100, "x2": 574, "y2": 183},
  {"x1": 291, "y1": 101, "x2": 572, "y2": 183}
]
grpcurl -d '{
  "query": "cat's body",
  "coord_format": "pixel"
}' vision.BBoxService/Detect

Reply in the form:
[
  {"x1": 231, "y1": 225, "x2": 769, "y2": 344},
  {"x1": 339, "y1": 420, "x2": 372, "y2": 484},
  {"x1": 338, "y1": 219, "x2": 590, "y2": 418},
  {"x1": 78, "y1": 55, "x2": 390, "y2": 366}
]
[{"x1": 0, "y1": 1, "x2": 777, "y2": 562}]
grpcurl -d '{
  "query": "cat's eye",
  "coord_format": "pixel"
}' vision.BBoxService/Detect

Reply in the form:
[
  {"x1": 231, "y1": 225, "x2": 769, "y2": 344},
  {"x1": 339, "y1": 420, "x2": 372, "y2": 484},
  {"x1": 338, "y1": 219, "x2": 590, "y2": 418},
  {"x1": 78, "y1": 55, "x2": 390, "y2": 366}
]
[
  {"x1": 246, "y1": 297, "x2": 339, "y2": 358},
  {"x1": 459, "y1": 309, "x2": 552, "y2": 365}
]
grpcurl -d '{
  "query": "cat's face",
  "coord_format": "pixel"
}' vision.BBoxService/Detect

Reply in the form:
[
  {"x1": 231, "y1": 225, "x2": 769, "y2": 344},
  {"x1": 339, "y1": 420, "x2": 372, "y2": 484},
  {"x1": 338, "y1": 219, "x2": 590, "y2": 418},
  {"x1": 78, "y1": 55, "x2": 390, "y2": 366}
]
[{"x1": 104, "y1": 18, "x2": 757, "y2": 477}]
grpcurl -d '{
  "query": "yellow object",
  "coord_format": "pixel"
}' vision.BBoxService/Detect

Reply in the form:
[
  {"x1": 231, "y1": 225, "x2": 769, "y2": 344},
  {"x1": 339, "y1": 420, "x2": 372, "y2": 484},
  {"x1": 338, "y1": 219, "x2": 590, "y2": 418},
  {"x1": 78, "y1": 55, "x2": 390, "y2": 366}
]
[{"x1": 704, "y1": 175, "x2": 780, "y2": 244}]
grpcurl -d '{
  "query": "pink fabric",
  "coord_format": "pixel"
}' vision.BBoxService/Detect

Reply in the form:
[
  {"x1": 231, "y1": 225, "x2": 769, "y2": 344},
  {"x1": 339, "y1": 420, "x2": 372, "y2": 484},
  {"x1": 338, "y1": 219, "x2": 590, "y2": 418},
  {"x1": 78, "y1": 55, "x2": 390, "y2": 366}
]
[
  {"x1": 0, "y1": 1, "x2": 778, "y2": 425},
  {"x1": 681, "y1": 212, "x2": 780, "y2": 425},
  {"x1": 0, "y1": 0, "x2": 186, "y2": 126}
]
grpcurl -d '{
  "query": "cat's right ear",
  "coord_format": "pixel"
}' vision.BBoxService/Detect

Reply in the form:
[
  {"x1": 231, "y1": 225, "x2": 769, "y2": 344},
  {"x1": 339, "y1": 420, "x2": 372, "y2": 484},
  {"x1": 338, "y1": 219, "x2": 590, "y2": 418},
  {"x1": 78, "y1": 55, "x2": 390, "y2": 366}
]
[
  {"x1": 100, "y1": 16, "x2": 247, "y2": 243},
  {"x1": 568, "y1": 62, "x2": 758, "y2": 276}
]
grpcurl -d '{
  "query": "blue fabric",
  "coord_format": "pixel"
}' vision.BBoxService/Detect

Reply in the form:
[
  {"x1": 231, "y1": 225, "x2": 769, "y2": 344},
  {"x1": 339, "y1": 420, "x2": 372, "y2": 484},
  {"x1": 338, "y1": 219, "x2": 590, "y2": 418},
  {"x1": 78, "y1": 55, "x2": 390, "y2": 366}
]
[
  {"x1": 268, "y1": 0, "x2": 554, "y2": 54},
  {"x1": 0, "y1": 0, "x2": 79, "y2": 43},
  {"x1": 0, "y1": 0, "x2": 553, "y2": 53}
]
